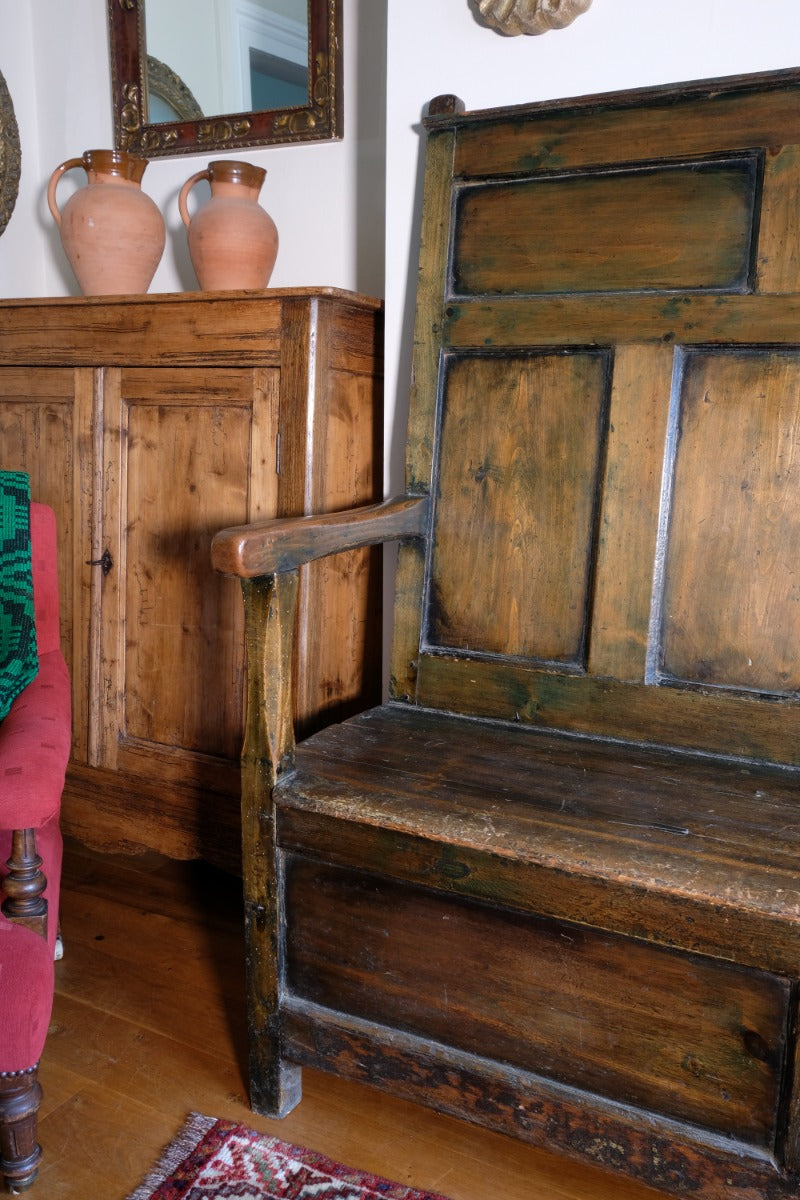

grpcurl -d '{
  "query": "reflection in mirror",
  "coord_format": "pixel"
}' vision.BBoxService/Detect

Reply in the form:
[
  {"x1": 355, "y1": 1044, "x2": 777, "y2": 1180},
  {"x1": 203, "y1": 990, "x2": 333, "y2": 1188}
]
[
  {"x1": 146, "y1": 56, "x2": 203, "y2": 123},
  {"x1": 146, "y1": 0, "x2": 309, "y2": 120},
  {"x1": 108, "y1": 0, "x2": 341, "y2": 158}
]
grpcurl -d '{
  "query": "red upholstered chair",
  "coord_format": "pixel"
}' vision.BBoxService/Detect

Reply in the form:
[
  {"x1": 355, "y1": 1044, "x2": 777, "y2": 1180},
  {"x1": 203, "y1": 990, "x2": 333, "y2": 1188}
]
[{"x1": 0, "y1": 502, "x2": 71, "y2": 1192}]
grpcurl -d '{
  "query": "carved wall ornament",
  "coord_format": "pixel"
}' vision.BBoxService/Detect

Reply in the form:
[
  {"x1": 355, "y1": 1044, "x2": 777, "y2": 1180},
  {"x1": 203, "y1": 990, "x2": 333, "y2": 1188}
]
[
  {"x1": 0, "y1": 68, "x2": 20, "y2": 237},
  {"x1": 477, "y1": 0, "x2": 592, "y2": 36}
]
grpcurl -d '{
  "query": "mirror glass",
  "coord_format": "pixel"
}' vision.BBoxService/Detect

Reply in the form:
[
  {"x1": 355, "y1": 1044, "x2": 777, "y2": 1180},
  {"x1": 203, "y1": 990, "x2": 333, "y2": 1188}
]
[{"x1": 108, "y1": 0, "x2": 341, "y2": 158}]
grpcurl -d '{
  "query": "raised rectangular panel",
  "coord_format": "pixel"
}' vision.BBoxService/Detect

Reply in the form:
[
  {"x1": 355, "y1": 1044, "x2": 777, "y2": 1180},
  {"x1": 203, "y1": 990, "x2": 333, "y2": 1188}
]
[
  {"x1": 658, "y1": 348, "x2": 800, "y2": 695},
  {"x1": 286, "y1": 858, "x2": 791, "y2": 1152},
  {"x1": 426, "y1": 350, "x2": 610, "y2": 665},
  {"x1": 452, "y1": 157, "x2": 759, "y2": 297}
]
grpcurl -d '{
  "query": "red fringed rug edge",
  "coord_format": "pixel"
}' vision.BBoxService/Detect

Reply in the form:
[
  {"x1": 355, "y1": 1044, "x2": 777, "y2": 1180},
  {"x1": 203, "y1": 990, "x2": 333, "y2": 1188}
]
[
  {"x1": 125, "y1": 1111, "x2": 455, "y2": 1200},
  {"x1": 125, "y1": 1113, "x2": 217, "y2": 1200}
]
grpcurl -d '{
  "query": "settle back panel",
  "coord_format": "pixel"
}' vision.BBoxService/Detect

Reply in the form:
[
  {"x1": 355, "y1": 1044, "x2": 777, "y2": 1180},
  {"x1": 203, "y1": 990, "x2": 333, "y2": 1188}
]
[{"x1": 395, "y1": 75, "x2": 800, "y2": 766}]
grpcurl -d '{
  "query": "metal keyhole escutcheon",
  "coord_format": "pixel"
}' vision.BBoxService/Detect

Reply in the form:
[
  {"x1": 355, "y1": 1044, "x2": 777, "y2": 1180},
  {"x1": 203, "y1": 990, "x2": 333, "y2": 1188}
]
[{"x1": 86, "y1": 548, "x2": 113, "y2": 576}]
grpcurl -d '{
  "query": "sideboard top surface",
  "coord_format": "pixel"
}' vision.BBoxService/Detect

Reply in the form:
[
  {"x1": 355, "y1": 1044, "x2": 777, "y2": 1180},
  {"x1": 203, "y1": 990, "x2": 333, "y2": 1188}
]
[
  {"x1": 0, "y1": 287, "x2": 382, "y2": 310},
  {"x1": 0, "y1": 289, "x2": 384, "y2": 368}
]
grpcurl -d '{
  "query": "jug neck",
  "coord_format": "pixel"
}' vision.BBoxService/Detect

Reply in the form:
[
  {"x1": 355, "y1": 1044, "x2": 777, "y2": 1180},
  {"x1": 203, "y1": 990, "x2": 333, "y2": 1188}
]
[
  {"x1": 82, "y1": 150, "x2": 148, "y2": 185},
  {"x1": 207, "y1": 160, "x2": 266, "y2": 197}
]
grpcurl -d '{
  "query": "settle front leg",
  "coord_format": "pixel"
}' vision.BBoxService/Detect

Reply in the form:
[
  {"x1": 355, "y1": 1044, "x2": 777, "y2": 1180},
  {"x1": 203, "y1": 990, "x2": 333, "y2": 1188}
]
[{"x1": 240, "y1": 571, "x2": 302, "y2": 1117}]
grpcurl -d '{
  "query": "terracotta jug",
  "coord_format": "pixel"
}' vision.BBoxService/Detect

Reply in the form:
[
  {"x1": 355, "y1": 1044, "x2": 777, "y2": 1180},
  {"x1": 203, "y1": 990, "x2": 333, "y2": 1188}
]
[
  {"x1": 47, "y1": 150, "x2": 165, "y2": 295},
  {"x1": 178, "y1": 160, "x2": 279, "y2": 291}
]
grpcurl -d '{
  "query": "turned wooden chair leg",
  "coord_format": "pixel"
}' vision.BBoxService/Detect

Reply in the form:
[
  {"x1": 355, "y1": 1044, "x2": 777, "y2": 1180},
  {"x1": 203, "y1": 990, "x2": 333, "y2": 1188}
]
[
  {"x1": 2, "y1": 831, "x2": 47, "y2": 939},
  {"x1": 0, "y1": 1067, "x2": 42, "y2": 1193}
]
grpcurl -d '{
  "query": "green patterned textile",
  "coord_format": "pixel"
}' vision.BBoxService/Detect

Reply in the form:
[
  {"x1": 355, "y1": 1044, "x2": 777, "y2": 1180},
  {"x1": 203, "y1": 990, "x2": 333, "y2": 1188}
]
[{"x1": 0, "y1": 471, "x2": 38, "y2": 720}]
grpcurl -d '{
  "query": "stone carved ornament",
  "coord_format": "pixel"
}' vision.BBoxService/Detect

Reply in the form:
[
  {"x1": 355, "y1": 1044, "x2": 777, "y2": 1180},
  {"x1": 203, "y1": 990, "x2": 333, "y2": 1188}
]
[{"x1": 477, "y1": 0, "x2": 593, "y2": 35}]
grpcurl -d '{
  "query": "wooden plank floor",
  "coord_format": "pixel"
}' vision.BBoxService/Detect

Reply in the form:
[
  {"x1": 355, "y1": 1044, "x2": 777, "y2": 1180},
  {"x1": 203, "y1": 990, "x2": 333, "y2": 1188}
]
[{"x1": 37, "y1": 837, "x2": 664, "y2": 1200}]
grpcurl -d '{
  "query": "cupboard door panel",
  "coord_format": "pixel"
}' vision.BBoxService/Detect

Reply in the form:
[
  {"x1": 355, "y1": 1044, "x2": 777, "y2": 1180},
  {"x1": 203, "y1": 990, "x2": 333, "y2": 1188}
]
[
  {"x1": 99, "y1": 366, "x2": 279, "y2": 778},
  {"x1": 298, "y1": 365, "x2": 383, "y2": 731},
  {"x1": 0, "y1": 366, "x2": 92, "y2": 761}
]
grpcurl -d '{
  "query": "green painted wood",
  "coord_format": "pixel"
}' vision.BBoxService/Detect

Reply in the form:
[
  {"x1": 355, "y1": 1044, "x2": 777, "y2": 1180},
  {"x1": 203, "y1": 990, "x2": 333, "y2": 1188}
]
[
  {"x1": 215, "y1": 74, "x2": 800, "y2": 1198},
  {"x1": 453, "y1": 158, "x2": 758, "y2": 296}
]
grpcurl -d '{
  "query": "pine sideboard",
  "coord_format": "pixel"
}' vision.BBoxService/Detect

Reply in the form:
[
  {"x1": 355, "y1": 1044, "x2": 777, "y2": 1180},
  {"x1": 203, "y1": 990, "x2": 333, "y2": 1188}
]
[{"x1": 0, "y1": 290, "x2": 383, "y2": 868}]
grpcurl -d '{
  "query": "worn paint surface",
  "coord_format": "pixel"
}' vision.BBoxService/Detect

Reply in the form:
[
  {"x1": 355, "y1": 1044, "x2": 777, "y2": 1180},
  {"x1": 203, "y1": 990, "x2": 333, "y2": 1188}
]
[{"x1": 226, "y1": 73, "x2": 800, "y2": 1198}]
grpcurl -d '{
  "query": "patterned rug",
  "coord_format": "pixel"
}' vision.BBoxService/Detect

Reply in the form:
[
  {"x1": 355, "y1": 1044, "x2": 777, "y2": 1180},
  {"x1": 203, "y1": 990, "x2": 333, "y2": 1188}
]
[{"x1": 126, "y1": 1113, "x2": 454, "y2": 1200}]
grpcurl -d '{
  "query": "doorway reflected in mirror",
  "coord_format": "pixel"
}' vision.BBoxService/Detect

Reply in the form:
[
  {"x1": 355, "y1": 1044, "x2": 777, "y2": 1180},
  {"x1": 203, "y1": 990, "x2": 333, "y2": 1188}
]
[
  {"x1": 145, "y1": 0, "x2": 309, "y2": 121},
  {"x1": 107, "y1": 0, "x2": 341, "y2": 157}
]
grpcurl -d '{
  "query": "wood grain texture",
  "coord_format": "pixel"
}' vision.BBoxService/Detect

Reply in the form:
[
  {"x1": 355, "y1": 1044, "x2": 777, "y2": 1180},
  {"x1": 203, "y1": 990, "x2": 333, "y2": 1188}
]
[
  {"x1": 212, "y1": 497, "x2": 428, "y2": 578},
  {"x1": 240, "y1": 571, "x2": 302, "y2": 1116},
  {"x1": 588, "y1": 344, "x2": 673, "y2": 680},
  {"x1": 0, "y1": 367, "x2": 90, "y2": 759},
  {"x1": 389, "y1": 535, "x2": 428, "y2": 702},
  {"x1": 282, "y1": 1001, "x2": 780, "y2": 1200},
  {"x1": 0, "y1": 289, "x2": 379, "y2": 366},
  {"x1": 660, "y1": 349, "x2": 800, "y2": 694},
  {"x1": 41, "y1": 838, "x2": 666, "y2": 1200},
  {"x1": 444, "y1": 293, "x2": 800, "y2": 348},
  {"x1": 0, "y1": 291, "x2": 383, "y2": 866},
  {"x1": 227, "y1": 73, "x2": 800, "y2": 1200},
  {"x1": 276, "y1": 705, "x2": 800, "y2": 968},
  {"x1": 105, "y1": 366, "x2": 253, "y2": 763},
  {"x1": 453, "y1": 159, "x2": 757, "y2": 296},
  {"x1": 757, "y1": 143, "x2": 800, "y2": 293},
  {"x1": 429, "y1": 352, "x2": 608, "y2": 662},
  {"x1": 388, "y1": 118, "x2": 458, "y2": 701},
  {"x1": 448, "y1": 71, "x2": 800, "y2": 180},
  {"x1": 406, "y1": 121, "x2": 456, "y2": 494},
  {"x1": 275, "y1": 298, "x2": 384, "y2": 738},
  {"x1": 286, "y1": 857, "x2": 788, "y2": 1146},
  {"x1": 416, "y1": 655, "x2": 800, "y2": 766}
]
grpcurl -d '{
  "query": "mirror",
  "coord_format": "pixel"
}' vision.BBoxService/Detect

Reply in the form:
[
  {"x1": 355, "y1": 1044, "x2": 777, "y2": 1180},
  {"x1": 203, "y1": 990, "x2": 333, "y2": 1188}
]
[{"x1": 107, "y1": 0, "x2": 342, "y2": 158}]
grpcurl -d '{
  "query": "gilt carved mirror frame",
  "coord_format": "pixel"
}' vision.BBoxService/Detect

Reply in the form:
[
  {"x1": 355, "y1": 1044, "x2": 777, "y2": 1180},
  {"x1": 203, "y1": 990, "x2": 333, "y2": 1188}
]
[{"x1": 107, "y1": 0, "x2": 342, "y2": 158}]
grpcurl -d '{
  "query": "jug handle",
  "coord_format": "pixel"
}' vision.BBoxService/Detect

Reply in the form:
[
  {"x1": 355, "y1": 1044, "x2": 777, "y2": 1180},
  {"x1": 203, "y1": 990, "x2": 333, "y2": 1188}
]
[
  {"x1": 47, "y1": 158, "x2": 86, "y2": 227},
  {"x1": 178, "y1": 169, "x2": 211, "y2": 228}
]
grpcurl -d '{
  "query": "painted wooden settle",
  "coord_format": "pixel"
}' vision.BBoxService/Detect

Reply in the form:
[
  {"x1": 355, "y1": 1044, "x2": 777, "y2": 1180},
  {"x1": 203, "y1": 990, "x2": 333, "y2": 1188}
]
[{"x1": 212, "y1": 70, "x2": 800, "y2": 1199}]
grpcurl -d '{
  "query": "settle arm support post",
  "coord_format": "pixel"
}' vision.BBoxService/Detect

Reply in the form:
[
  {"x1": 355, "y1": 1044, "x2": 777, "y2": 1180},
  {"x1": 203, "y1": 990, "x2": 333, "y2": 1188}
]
[{"x1": 211, "y1": 494, "x2": 429, "y2": 1118}]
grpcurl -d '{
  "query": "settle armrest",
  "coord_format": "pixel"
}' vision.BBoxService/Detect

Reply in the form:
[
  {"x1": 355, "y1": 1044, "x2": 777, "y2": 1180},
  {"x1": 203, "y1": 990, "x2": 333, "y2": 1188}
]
[
  {"x1": 211, "y1": 495, "x2": 428, "y2": 782},
  {"x1": 211, "y1": 494, "x2": 429, "y2": 579}
]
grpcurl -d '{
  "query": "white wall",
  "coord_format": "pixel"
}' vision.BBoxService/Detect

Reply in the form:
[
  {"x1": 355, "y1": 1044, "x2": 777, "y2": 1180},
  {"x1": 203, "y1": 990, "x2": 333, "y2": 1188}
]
[
  {"x1": 0, "y1": 7, "x2": 45, "y2": 295},
  {"x1": 0, "y1": 0, "x2": 386, "y2": 300},
  {"x1": 1, "y1": 0, "x2": 800, "y2": 495},
  {"x1": 384, "y1": 0, "x2": 800, "y2": 491},
  {"x1": 147, "y1": 0, "x2": 225, "y2": 117}
]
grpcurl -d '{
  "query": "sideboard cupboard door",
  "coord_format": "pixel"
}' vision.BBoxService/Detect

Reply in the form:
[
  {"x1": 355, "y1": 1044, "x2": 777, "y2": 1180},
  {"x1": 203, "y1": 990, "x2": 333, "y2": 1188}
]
[
  {"x1": 0, "y1": 366, "x2": 92, "y2": 763},
  {"x1": 276, "y1": 297, "x2": 384, "y2": 736},
  {"x1": 0, "y1": 290, "x2": 383, "y2": 868},
  {"x1": 95, "y1": 364, "x2": 278, "y2": 795}
]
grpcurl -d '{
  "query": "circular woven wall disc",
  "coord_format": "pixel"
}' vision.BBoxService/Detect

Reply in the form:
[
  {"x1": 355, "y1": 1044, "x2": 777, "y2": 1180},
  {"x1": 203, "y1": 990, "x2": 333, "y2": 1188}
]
[{"x1": 0, "y1": 68, "x2": 21, "y2": 237}]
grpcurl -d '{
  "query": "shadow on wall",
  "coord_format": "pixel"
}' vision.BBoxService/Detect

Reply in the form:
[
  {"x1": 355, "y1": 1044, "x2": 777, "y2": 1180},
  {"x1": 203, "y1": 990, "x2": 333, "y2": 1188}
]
[
  {"x1": 380, "y1": 97, "x2": 431, "y2": 695},
  {"x1": 355, "y1": 0, "x2": 388, "y2": 299},
  {"x1": 387, "y1": 98, "x2": 430, "y2": 499}
]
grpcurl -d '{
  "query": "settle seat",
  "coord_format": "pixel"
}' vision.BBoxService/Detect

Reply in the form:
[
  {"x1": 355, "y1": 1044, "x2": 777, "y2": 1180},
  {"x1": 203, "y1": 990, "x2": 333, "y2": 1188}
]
[
  {"x1": 212, "y1": 71, "x2": 800, "y2": 1199},
  {"x1": 0, "y1": 497, "x2": 70, "y2": 1192}
]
